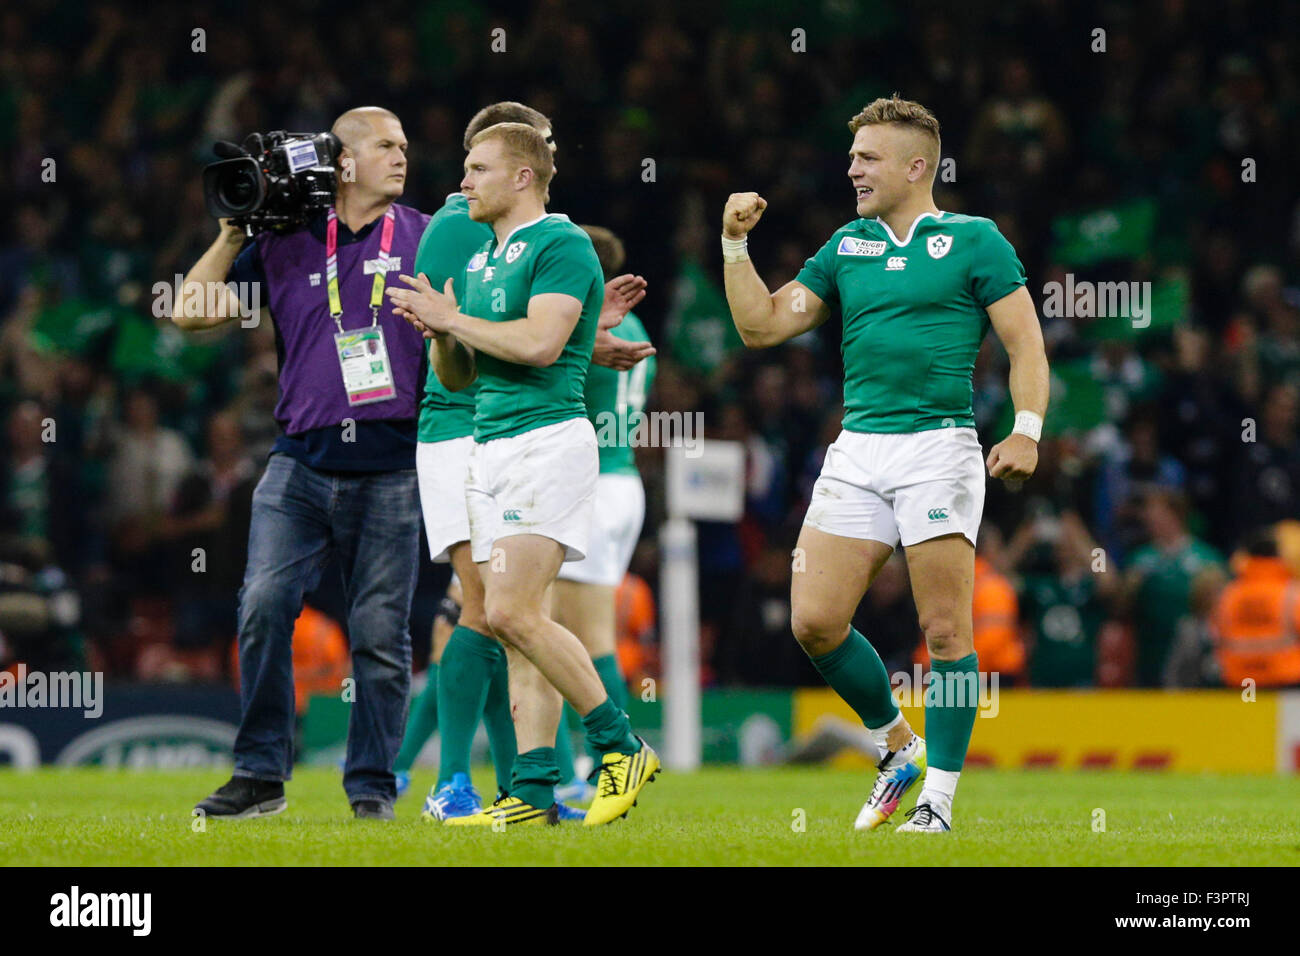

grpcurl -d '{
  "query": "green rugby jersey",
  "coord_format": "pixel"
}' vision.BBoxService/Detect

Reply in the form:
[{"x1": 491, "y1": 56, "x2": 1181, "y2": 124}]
[
  {"x1": 1020, "y1": 573, "x2": 1106, "y2": 688},
  {"x1": 415, "y1": 193, "x2": 485, "y2": 443},
  {"x1": 796, "y1": 212, "x2": 1026, "y2": 433},
  {"x1": 459, "y1": 213, "x2": 603, "y2": 442},
  {"x1": 1127, "y1": 538, "x2": 1224, "y2": 687},
  {"x1": 586, "y1": 311, "x2": 656, "y2": 475}
]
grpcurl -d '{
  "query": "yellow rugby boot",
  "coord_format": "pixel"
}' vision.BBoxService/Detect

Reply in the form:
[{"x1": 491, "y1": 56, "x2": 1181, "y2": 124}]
[
  {"x1": 442, "y1": 794, "x2": 559, "y2": 827},
  {"x1": 583, "y1": 738, "x2": 661, "y2": 826}
]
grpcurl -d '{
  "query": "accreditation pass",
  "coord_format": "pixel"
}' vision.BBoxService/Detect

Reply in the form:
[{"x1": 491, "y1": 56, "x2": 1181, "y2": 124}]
[{"x1": 334, "y1": 326, "x2": 397, "y2": 406}]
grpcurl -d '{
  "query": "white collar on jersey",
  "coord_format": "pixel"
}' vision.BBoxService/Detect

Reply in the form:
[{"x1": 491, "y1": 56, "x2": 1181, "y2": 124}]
[
  {"x1": 493, "y1": 212, "x2": 570, "y2": 257},
  {"x1": 874, "y1": 210, "x2": 946, "y2": 247}
]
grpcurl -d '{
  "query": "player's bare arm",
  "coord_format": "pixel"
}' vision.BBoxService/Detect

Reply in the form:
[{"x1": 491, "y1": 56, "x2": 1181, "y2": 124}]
[
  {"x1": 430, "y1": 332, "x2": 476, "y2": 392},
  {"x1": 721, "y1": 192, "x2": 831, "y2": 347},
  {"x1": 593, "y1": 272, "x2": 655, "y2": 370},
  {"x1": 985, "y1": 284, "x2": 1050, "y2": 482},
  {"x1": 442, "y1": 290, "x2": 581, "y2": 368},
  {"x1": 389, "y1": 273, "x2": 477, "y2": 389}
]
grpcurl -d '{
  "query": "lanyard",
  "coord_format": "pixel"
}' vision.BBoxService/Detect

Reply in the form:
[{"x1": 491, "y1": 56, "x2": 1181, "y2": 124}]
[{"x1": 325, "y1": 205, "x2": 396, "y2": 332}]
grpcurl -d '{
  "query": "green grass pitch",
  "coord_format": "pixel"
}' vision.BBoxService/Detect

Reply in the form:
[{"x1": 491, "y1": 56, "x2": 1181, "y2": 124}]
[{"x1": 3, "y1": 766, "x2": 1298, "y2": 866}]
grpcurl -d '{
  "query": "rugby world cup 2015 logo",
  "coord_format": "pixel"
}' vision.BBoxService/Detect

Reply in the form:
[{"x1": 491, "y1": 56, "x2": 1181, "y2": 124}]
[
  {"x1": 467, "y1": 251, "x2": 489, "y2": 272},
  {"x1": 838, "y1": 237, "x2": 886, "y2": 256}
]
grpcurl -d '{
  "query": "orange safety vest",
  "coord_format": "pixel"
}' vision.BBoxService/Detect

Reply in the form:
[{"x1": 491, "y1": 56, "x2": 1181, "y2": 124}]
[
  {"x1": 230, "y1": 605, "x2": 351, "y2": 712},
  {"x1": 615, "y1": 573, "x2": 656, "y2": 680},
  {"x1": 1212, "y1": 556, "x2": 1300, "y2": 688},
  {"x1": 914, "y1": 556, "x2": 1025, "y2": 676}
]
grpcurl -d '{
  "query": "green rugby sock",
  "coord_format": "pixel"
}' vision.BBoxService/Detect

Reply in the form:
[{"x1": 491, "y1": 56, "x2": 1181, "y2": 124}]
[
  {"x1": 436, "y1": 626, "x2": 499, "y2": 787},
  {"x1": 809, "y1": 628, "x2": 899, "y2": 729},
  {"x1": 592, "y1": 654, "x2": 629, "y2": 711},
  {"x1": 925, "y1": 653, "x2": 980, "y2": 771},
  {"x1": 554, "y1": 707, "x2": 577, "y2": 784},
  {"x1": 582, "y1": 655, "x2": 630, "y2": 777},
  {"x1": 510, "y1": 747, "x2": 560, "y2": 809},
  {"x1": 394, "y1": 662, "x2": 438, "y2": 774},
  {"x1": 482, "y1": 650, "x2": 517, "y2": 794},
  {"x1": 581, "y1": 697, "x2": 640, "y2": 756}
]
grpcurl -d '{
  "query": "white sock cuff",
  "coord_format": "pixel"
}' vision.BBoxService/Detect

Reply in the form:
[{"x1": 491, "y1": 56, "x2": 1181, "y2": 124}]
[{"x1": 923, "y1": 767, "x2": 960, "y2": 801}]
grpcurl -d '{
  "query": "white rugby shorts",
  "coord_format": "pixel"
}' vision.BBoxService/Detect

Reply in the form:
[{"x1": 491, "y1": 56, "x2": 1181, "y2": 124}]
[
  {"x1": 466, "y1": 417, "x2": 598, "y2": 564},
  {"x1": 416, "y1": 435, "x2": 474, "y2": 563},
  {"x1": 803, "y1": 427, "x2": 985, "y2": 548},
  {"x1": 556, "y1": 473, "x2": 645, "y2": 586}
]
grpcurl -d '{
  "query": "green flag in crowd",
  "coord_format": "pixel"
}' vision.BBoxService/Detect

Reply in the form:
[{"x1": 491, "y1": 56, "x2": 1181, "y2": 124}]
[
  {"x1": 666, "y1": 258, "x2": 745, "y2": 373},
  {"x1": 1078, "y1": 270, "x2": 1190, "y2": 342},
  {"x1": 990, "y1": 359, "x2": 1109, "y2": 439},
  {"x1": 110, "y1": 313, "x2": 223, "y2": 384},
  {"x1": 29, "y1": 299, "x2": 119, "y2": 355},
  {"x1": 1051, "y1": 198, "x2": 1157, "y2": 268}
]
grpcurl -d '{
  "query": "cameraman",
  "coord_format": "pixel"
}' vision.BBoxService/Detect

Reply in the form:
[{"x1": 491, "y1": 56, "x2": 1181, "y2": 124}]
[{"x1": 174, "y1": 107, "x2": 429, "y2": 820}]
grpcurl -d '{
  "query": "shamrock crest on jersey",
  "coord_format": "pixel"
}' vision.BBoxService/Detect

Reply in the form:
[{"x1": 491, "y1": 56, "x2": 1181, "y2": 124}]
[{"x1": 927, "y1": 234, "x2": 954, "y2": 259}]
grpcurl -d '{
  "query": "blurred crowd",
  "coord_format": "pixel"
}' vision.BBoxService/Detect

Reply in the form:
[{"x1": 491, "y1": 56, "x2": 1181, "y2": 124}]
[{"x1": 2, "y1": 0, "x2": 1299, "y2": 691}]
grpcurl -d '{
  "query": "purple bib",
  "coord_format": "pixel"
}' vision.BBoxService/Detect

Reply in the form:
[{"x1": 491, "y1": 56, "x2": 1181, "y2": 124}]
[{"x1": 257, "y1": 203, "x2": 430, "y2": 435}]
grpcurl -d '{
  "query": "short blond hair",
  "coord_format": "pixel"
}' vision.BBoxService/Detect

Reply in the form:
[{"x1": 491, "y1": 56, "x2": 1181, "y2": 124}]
[
  {"x1": 468, "y1": 122, "x2": 555, "y2": 196},
  {"x1": 848, "y1": 95, "x2": 941, "y2": 170}
]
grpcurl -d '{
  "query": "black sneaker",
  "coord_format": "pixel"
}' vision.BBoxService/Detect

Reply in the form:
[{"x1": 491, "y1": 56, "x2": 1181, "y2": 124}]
[
  {"x1": 195, "y1": 776, "x2": 287, "y2": 819},
  {"x1": 352, "y1": 799, "x2": 395, "y2": 821}
]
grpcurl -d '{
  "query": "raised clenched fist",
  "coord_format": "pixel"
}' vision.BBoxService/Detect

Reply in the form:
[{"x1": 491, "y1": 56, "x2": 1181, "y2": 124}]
[{"x1": 722, "y1": 192, "x2": 768, "y2": 239}]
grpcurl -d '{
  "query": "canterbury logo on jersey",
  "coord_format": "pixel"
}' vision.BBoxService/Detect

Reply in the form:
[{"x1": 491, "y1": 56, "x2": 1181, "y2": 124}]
[
  {"x1": 503, "y1": 510, "x2": 522, "y2": 521},
  {"x1": 838, "y1": 237, "x2": 887, "y2": 256},
  {"x1": 886, "y1": 256, "x2": 908, "y2": 271},
  {"x1": 927, "y1": 508, "x2": 949, "y2": 520}
]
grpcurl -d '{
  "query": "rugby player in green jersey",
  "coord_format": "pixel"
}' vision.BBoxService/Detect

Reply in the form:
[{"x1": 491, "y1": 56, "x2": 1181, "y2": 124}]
[
  {"x1": 391, "y1": 103, "x2": 652, "y2": 820},
  {"x1": 722, "y1": 96, "x2": 1050, "y2": 832},
  {"x1": 390, "y1": 123, "x2": 658, "y2": 826},
  {"x1": 552, "y1": 226, "x2": 656, "y2": 799}
]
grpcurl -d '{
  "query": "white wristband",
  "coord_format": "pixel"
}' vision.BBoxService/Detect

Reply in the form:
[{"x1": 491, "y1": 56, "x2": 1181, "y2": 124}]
[
  {"x1": 721, "y1": 234, "x2": 749, "y2": 264},
  {"x1": 1012, "y1": 410, "x2": 1043, "y2": 442}
]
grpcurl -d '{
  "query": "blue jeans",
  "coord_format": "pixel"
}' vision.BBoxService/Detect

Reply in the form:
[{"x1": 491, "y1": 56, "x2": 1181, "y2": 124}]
[{"x1": 232, "y1": 454, "x2": 418, "y2": 805}]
